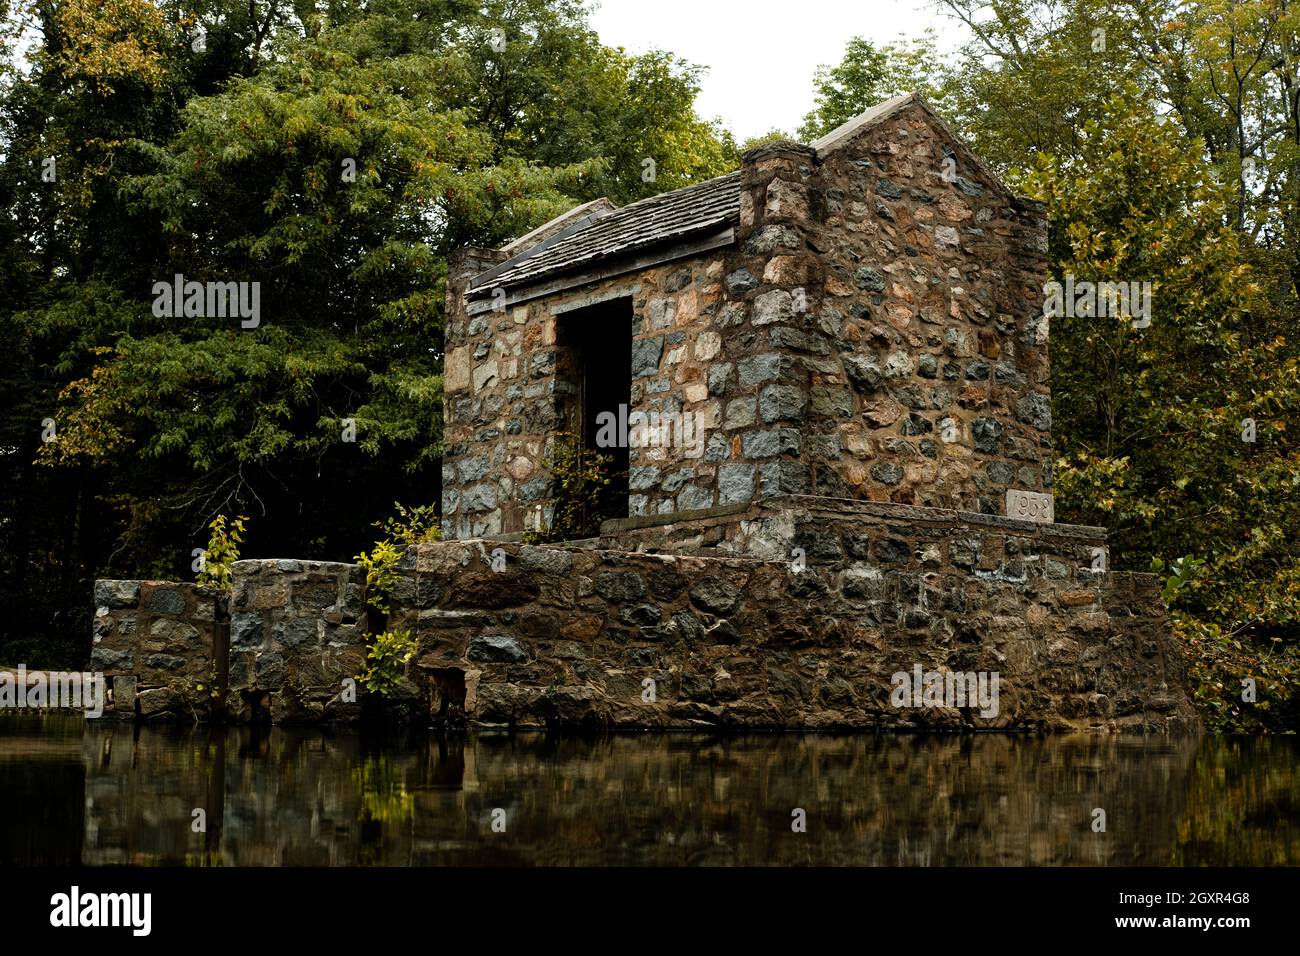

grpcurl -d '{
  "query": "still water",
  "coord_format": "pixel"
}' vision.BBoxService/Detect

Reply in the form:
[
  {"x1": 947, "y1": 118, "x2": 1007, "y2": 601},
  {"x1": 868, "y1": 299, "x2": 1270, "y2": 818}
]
[{"x1": 1, "y1": 717, "x2": 1296, "y2": 866}]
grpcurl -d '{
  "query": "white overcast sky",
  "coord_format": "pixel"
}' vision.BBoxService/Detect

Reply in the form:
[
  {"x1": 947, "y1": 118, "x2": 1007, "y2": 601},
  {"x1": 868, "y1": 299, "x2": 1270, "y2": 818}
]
[{"x1": 587, "y1": 0, "x2": 968, "y2": 141}]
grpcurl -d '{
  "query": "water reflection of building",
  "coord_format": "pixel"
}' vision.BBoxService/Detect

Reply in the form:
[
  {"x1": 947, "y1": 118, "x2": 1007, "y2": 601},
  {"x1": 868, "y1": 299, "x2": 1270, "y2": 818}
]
[{"x1": 66, "y1": 727, "x2": 1300, "y2": 867}]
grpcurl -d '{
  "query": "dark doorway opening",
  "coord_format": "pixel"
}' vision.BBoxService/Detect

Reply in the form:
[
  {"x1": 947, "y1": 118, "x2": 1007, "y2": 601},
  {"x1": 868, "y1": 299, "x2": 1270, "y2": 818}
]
[{"x1": 555, "y1": 297, "x2": 632, "y2": 529}]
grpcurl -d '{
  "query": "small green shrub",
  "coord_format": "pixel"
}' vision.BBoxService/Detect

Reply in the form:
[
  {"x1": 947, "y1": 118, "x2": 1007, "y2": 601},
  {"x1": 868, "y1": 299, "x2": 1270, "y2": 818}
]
[
  {"x1": 196, "y1": 514, "x2": 247, "y2": 590},
  {"x1": 355, "y1": 538, "x2": 403, "y2": 613},
  {"x1": 539, "y1": 431, "x2": 619, "y2": 541},
  {"x1": 194, "y1": 662, "x2": 222, "y2": 702},
  {"x1": 354, "y1": 503, "x2": 440, "y2": 612},
  {"x1": 373, "y1": 501, "x2": 441, "y2": 544},
  {"x1": 358, "y1": 628, "x2": 417, "y2": 697}
]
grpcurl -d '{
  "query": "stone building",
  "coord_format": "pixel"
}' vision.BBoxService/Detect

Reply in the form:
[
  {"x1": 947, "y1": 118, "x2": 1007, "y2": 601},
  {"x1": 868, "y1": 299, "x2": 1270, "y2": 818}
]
[
  {"x1": 90, "y1": 95, "x2": 1200, "y2": 732},
  {"x1": 441, "y1": 93, "x2": 1051, "y2": 539}
]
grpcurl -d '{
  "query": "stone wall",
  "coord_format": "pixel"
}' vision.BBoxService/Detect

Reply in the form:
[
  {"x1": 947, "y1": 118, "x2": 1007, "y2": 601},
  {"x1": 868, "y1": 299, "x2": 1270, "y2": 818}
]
[
  {"x1": 90, "y1": 500, "x2": 1196, "y2": 733},
  {"x1": 808, "y1": 104, "x2": 1050, "y2": 510},
  {"x1": 226, "y1": 559, "x2": 367, "y2": 722},
  {"x1": 385, "y1": 535, "x2": 1192, "y2": 733},
  {"x1": 439, "y1": 147, "x2": 848, "y2": 537},
  {"x1": 441, "y1": 146, "x2": 834, "y2": 537},
  {"x1": 441, "y1": 245, "x2": 735, "y2": 538},
  {"x1": 91, "y1": 580, "x2": 218, "y2": 717},
  {"x1": 587, "y1": 495, "x2": 1105, "y2": 571}
]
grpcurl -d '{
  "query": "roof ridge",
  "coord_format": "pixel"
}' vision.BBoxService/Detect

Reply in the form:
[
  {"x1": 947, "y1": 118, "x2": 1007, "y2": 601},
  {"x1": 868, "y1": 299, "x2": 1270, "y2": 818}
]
[
  {"x1": 598, "y1": 169, "x2": 742, "y2": 216},
  {"x1": 470, "y1": 171, "x2": 743, "y2": 295},
  {"x1": 810, "y1": 92, "x2": 1016, "y2": 200},
  {"x1": 809, "y1": 91, "x2": 918, "y2": 155},
  {"x1": 500, "y1": 196, "x2": 618, "y2": 256}
]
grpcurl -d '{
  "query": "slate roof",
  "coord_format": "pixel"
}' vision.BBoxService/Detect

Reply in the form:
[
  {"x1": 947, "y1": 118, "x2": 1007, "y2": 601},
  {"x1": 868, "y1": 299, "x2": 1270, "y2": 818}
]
[
  {"x1": 468, "y1": 170, "x2": 742, "y2": 295},
  {"x1": 498, "y1": 197, "x2": 617, "y2": 257},
  {"x1": 466, "y1": 93, "x2": 1017, "y2": 301}
]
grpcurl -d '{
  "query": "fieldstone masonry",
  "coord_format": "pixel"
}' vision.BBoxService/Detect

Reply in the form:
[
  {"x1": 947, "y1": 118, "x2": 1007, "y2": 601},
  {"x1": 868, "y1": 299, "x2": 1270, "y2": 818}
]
[
  {"x1": 91, "y1": 580, "x2": 218, "y2": 718},
  {"x1": 226, "y1": 559, "x2": 367, "y2": 721},
  {"x1": 91, "y1": 518, "x2": 1197, "y2": 731},
  {"x1": 88, "y1": 94, "x2": 1199, "y2": 732},
  {"x1": 441, "y1": 94, "x2": 1051, "y2": 537}
]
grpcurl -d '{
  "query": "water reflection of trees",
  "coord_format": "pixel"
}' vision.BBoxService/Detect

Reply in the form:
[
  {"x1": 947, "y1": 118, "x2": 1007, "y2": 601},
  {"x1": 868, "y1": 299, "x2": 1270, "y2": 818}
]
[{"x1": 39, "y1": 727, "x2": 1295, "y2": 866}]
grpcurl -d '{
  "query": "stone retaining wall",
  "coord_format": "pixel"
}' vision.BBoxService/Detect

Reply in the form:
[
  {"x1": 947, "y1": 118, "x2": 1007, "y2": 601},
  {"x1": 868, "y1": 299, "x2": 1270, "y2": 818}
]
[
  {"x1": 90, "y1": 506, "x2": 1198, "y2": 733},
  {"x1": 91, "y1": 580, "x2": 218, "y2": 717},
  {"x1": 386, "y1": 539, "x2": 1193, "y2": 733},
  {"x1": 227, "y1": 559, "x2": 367, "y2": 722},
  {"x1": 586, "y1": 495, "x2": 1107, "y2": 573}
]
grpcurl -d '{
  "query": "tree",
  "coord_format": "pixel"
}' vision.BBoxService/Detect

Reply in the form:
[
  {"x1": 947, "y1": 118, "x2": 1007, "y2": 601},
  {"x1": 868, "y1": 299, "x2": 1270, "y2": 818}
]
[
  {"x1": 0, "y1": 0, "x2": 734, "y2": 666},
  {"x1": 799, "y1": 32, "x2": 952, "y2": 141}
]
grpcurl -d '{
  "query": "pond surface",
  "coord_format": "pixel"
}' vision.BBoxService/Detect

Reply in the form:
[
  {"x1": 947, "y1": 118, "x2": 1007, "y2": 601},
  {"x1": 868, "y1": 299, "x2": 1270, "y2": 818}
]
[{"x1": 0, "y1": 717, "x2": 1296, "y2": 866}]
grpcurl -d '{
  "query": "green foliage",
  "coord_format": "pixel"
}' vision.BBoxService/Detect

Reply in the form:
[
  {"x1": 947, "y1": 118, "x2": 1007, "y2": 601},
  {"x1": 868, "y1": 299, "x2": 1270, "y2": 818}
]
[
  {"x1": 358, "y1": 628, "x2": 417, "y2": 698},
  {"x1": 1150, "y1": 555, "x2": 1208, "y2": 608},
  {"x1": 1, "y1": 0, "x2": 731, "y2": 661},
  {"x1": 373, "y1": 502, "x2": 441, "y2": 545},
  {"x1": 1176, "y1": 615, "x2": 1300, "y2": 733},
  {"x1": 537, "y1": 432, "x2": 618, "y2": 542},
  {"x1": 194, "y1": 663, "x2": 229, "y2": 705},
  {"x1": 736, "y1": 129, "x2": 796, "y2": 154},
  {"x1": 799, "y1": 32, "x2": 951, "y2": 141},
  {"x1": 355, "y1": 502, "x2": 438, "y2": 613},
  {"x1": 355, "y1": 539, "x2": 403, "y2": 613},
  {"x1": 195, "y1": 514, "x2": 246, "y2": 590}
]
